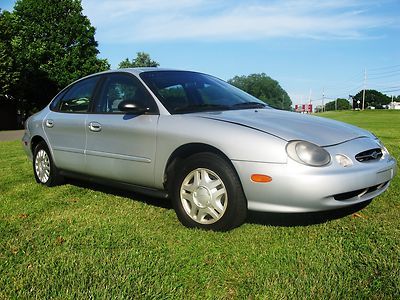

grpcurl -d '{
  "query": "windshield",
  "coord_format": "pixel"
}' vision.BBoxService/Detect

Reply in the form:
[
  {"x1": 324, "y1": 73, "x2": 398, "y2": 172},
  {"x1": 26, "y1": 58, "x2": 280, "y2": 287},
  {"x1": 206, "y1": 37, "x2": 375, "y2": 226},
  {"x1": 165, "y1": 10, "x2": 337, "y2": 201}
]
[{"x1": 140, "y1": 71, "x2": 269, "y2": 114}]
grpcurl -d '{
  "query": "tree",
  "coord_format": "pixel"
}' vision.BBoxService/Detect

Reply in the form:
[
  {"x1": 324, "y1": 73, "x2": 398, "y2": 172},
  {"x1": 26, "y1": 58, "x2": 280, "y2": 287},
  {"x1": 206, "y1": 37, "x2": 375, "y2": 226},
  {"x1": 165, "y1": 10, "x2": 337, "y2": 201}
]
[
  {"x1": 324, "y1": 98, "x2": 352, "y2": 111},
  {"x1": 118, "y1": 52, "x2": 160, "y2": 68},
  {"x1": 228, "y1": 73, "x2": 292, "y2": 110},
  {"x1": 0, "y1": 10, "x2": 19, "y2": 99},
  {"x1": 1, "y1": 0, "x2": 110, "y2": 112},
  {"x1": 352, "y1": 90, "x2": 391, "y2": 109}
]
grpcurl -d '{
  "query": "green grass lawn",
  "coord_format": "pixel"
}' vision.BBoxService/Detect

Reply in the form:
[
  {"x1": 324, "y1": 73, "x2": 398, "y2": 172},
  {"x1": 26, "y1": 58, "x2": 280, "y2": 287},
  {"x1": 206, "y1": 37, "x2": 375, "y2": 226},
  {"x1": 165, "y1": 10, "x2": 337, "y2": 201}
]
[{"x1": 1, "y1": 110, "x2": 399, "y2": 299}]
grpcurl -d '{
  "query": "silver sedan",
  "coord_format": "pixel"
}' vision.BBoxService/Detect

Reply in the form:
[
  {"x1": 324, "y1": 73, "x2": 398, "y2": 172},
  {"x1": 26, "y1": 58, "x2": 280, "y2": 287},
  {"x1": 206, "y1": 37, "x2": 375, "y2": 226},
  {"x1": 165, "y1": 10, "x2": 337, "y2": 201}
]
[{"x1": 22, "y1": 68, "x2": 397, "y2": 231}]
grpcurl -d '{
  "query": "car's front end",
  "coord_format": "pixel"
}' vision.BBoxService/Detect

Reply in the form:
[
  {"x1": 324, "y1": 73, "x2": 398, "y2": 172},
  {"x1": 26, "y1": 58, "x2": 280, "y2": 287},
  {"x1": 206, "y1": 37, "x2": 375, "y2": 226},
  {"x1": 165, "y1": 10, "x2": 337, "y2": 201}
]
[{"x1": 233, "y1": 136, "x2": 397, "y2": 212}]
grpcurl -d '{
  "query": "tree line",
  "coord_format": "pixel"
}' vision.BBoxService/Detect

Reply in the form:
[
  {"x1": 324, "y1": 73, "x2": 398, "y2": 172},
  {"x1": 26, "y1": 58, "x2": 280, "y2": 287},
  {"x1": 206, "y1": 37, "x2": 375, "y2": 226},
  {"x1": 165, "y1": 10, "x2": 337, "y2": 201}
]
[
  {"x1": 4, "y1": 0, "x2": 396, "y2": 125},
  {"x1": 0, "y1": 0, "x2": 295, "y2": 122},
  {"x1": 320, "y1": 90, "x2": 397, "y2": 112}
]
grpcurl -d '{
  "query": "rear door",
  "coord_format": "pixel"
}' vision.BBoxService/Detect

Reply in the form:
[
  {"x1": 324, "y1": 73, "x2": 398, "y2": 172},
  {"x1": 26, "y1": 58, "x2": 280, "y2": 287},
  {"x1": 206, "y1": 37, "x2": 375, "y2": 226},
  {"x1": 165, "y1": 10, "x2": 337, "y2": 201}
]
[
  {"x1": 44, "y1": 76, "x2": 100, "y2": 173},
  {"x1": 85, "y1": 73, "x2": 159, "y2": 187}
]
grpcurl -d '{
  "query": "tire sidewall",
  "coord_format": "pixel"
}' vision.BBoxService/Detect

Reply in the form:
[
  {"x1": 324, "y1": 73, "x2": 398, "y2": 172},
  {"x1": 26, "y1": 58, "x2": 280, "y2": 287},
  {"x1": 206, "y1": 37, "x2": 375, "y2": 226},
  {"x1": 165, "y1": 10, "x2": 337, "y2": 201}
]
[
  {"x1": 171, "y1": 152, "x2": 247, "y2": 231},
  {"x1": 33, "y1": 142, "x2": 59, "y2": 187}
]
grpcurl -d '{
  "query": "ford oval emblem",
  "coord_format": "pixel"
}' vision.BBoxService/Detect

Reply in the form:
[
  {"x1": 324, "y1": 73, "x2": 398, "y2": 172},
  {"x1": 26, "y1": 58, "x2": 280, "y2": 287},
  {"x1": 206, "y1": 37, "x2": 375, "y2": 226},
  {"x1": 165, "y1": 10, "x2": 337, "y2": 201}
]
[{"x1": 371, "y1": 151, "x2": 379, "y2": 159}]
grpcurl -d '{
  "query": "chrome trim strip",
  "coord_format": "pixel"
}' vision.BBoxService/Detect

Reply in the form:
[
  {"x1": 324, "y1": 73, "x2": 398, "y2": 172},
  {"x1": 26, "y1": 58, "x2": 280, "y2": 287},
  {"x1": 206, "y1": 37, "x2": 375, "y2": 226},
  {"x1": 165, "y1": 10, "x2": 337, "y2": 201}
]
[
  {"x1": 53, "y1": 146, "x2": 84, "y2": 154},
  {"x1": 85, "y1": 150, "x2": 151, "y2": 163}
]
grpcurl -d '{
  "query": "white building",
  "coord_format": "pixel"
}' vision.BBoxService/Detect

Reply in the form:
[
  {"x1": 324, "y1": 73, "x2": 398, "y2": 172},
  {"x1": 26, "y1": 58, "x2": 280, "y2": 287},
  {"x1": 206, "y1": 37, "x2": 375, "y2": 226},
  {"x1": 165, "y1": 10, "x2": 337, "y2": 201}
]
[{"x1": 388, "y1": 102, "x2": 400, "y2": 110}]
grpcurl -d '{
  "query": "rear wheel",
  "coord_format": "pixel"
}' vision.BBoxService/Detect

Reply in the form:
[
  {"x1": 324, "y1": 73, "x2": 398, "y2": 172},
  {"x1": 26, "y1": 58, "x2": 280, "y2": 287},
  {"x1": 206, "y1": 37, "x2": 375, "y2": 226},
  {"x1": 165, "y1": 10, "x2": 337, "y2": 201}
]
[
  {"x1": 171, "y1": 152, "x2": 247, "y2": 231},
  {"x1": 33, "y1": 142, "x2": 63, "y2": 186}
]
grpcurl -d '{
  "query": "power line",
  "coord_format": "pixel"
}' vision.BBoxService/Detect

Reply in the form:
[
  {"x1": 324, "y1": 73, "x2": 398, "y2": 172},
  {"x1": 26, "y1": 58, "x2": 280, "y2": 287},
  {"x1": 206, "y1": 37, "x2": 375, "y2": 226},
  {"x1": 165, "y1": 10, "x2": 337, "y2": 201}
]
[
  {"x1": 321, "y1": 72, "x2": 363, "y2": 90},
  {"x1": 368, "y1": 81, "x2": 400, "y2": 87},
  {"x1": 369, "y1": 64, "x2": 400, "y2": 71},
  {"x1": 369, "y1": 72, "x2": 400, "y2": 80},
  {"x1": 369, "y1": 68, "x2": 400, "y2": 76},
  {"x1": 381, "y1": 88, "x2": 400, "y2": 93},
  {"x1": 303, "y1": 64, "x2": 400, "y2": 109},
  {"x1": 327, "y1": 84, "x2": 363, "y2": 98}
]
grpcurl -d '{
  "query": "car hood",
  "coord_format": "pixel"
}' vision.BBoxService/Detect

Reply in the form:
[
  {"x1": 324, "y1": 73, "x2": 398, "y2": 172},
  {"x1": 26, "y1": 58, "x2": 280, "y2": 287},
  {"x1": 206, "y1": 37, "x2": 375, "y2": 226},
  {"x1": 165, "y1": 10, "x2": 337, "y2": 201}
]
[{"x1": 193, "y1": 109, "x2": 374, "y2": 146}]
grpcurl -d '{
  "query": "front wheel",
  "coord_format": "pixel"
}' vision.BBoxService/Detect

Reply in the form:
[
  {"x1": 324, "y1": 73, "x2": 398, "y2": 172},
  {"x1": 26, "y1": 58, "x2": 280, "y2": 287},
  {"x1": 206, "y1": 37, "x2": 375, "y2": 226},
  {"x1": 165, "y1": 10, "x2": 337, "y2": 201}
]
[
  {"x1": 171, "y1": 152, "x2": 247, "y2": 231},
  {"x1": 33, "y1": 142, "x2": 63, "y2": 187}
]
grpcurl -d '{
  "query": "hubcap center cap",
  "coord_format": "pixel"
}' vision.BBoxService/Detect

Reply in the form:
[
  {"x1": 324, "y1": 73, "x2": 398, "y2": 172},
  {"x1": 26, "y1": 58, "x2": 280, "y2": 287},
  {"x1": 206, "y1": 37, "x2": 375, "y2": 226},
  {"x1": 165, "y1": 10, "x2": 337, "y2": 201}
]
[{"x1": 193, "y1": 186, "x2": 211, "y2": 208}]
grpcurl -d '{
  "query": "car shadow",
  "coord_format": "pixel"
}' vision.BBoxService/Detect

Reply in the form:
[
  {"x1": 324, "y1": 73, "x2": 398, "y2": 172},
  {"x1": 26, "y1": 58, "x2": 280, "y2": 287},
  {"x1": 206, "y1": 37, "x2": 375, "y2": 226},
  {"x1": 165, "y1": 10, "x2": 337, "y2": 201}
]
[
  {"x1": 65, "y1": 178, "x2": 372, "y2": 227},
  {"x1": 66, "y1": 178, "x2": 173, "y2": 210},
  {"x1": 246, "y1": 200, "x2": 372, "y2": 227}
]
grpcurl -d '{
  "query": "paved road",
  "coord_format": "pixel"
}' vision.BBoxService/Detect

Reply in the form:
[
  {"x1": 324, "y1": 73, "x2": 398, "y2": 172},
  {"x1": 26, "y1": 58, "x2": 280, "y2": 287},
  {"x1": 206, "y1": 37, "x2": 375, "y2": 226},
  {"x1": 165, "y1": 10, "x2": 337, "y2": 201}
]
[{"x1": 0, "y1": 130, "x2": 24, "y2": 142}]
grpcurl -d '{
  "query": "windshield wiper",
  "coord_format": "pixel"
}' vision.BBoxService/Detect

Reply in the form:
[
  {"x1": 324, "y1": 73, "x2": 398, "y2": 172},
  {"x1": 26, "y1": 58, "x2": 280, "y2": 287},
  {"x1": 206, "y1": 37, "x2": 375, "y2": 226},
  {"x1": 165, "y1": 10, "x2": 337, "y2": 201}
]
[
  {"x1": 173, "y1": 104, "x2": 230, "y2": 113},
  {"x1": 231, "y1": 102, "x2": 266, "y2": 109}
]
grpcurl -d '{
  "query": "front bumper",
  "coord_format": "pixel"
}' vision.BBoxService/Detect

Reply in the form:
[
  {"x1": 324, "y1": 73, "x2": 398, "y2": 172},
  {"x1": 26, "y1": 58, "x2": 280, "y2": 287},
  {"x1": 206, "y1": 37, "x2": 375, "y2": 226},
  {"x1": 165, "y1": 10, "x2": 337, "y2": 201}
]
[{"x1": 232, "y1": 139, "x2": 397, "y2": 213}]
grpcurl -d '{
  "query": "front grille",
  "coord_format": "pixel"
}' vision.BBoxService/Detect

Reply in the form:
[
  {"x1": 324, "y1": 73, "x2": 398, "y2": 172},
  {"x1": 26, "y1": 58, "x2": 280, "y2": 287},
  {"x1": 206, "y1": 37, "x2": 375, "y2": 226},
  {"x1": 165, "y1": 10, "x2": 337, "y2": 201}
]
[
  {"x1": 334, "y1": 181, "x2": 389, "y2": 201},
  {"x1": 334, "y1": 189, "x2": 366, "y2": 201},
  {"x1": 355, "y1": 148, "x2": 383, "y2": 162}
]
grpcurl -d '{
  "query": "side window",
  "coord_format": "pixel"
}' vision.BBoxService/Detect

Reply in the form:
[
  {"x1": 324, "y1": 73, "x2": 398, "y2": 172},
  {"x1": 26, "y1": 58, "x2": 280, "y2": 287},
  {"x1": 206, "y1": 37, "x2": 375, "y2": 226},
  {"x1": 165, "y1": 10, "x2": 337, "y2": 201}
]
[
  {"x1": 57, "y1": 76, "x2": 99, "y2": 113},
  {"x1": 95, "y1": 74, "x2": 156, "y2": 113}
]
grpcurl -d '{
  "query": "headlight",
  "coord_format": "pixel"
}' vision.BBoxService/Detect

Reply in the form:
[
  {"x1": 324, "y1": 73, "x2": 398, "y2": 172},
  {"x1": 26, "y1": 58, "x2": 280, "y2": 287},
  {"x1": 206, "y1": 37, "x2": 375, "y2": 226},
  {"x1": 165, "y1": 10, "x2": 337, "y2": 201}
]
[{"x1": 286, "y1": 141, "x2": 331, "y2": 167}]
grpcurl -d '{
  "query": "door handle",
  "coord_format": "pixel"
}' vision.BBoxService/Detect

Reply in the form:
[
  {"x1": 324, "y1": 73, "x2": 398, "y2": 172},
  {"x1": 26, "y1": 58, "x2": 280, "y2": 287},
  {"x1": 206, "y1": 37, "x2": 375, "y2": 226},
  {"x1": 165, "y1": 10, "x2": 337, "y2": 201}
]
[
  {"x1": 45, "y1": 119, "x2": 54, "y2": 128},
  {"x1": 88, "y1": 122, "x2": 102, "y2": 132}
]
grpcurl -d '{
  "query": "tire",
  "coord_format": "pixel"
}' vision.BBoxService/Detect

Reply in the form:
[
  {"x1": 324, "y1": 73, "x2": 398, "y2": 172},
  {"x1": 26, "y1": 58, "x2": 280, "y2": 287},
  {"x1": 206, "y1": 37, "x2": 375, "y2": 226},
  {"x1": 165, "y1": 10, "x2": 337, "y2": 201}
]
[
  {"x1": 33, "y1": 141, "x2": 63, "y2": 187},
  {"x1": 171, "y1": 152, "x2": 247, "y2": 231}
]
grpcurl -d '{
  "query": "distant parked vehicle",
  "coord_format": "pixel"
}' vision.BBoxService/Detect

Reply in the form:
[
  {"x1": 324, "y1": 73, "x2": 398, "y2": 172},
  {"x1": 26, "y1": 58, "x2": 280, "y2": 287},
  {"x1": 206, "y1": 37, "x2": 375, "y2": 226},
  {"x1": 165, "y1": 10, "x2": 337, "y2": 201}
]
[{"x1": 22, "y1": 68, "x2": 397, "y2": 231}]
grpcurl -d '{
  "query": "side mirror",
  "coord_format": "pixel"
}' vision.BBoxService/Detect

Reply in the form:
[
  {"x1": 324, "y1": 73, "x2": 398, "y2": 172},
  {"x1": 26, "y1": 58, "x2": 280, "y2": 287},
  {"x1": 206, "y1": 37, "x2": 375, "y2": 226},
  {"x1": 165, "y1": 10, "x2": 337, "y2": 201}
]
[{"x1": 118, "y1": 100, "x2": 150, "y2": 115}]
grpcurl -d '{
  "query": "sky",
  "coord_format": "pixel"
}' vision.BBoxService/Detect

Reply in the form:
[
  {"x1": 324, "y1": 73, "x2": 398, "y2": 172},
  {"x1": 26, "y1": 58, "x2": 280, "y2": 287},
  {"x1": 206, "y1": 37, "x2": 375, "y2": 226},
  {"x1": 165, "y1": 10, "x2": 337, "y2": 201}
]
[{"x1": 1, "y1": 0, "x2": 400, "y2": 107}]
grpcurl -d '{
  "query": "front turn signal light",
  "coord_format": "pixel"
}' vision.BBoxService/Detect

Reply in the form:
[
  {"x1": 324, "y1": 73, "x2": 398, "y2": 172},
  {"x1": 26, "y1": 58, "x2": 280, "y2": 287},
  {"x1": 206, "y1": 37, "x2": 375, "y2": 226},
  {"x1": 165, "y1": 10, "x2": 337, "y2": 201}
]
[
  {"x1": 335, "y1": 154, "x2": 353, "y2": 167},
  {"x1": 251, "y1": 174, "x2": 272, "y2": 183}
]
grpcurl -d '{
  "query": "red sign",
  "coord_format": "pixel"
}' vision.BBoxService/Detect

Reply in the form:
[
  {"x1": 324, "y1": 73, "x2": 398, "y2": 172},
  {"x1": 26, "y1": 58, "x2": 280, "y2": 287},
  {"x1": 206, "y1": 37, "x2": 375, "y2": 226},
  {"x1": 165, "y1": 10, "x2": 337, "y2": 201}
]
[{"x1": 295, "y1": 104, "x2": 312, "y2": 113}]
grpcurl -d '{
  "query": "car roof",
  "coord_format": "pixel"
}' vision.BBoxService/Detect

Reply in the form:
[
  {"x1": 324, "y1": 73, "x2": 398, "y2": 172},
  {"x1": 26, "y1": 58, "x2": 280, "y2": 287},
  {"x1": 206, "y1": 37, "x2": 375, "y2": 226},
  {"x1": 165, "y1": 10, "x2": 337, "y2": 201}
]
[
  {"x1": 120, "y1": 67, "x2": 182, "y2": 75},
  {"x1": 98, "y1": 67, "x2": 186, "y2": 77},
  {"x1": 66, "y1": 68, "x2": 207, "y2": 93}
]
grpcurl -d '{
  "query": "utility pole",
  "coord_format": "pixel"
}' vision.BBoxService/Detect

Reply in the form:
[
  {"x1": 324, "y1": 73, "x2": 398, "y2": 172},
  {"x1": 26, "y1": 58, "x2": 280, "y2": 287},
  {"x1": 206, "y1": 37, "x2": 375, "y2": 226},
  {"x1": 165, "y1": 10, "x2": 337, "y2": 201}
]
[
  {"x1": 322, "y1": 88, "x2": 325, "y2": 112},
  {"x1": 282, "y1": 95, "x2": 284, "y2": 110},
  {"x1": 308, "y1": 89, "x2": 312, "y2": 114},
  {"x1": 362, "y1": 68, "x2": 367, "y2": 110}
]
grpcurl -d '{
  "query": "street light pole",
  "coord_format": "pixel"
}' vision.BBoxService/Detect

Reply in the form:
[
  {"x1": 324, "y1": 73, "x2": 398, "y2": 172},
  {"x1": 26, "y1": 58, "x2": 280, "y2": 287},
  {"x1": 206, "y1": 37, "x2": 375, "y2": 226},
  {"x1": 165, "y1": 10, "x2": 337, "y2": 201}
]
[{"x1": 362, "y1": 68, "x2": 367, "y2": 110}]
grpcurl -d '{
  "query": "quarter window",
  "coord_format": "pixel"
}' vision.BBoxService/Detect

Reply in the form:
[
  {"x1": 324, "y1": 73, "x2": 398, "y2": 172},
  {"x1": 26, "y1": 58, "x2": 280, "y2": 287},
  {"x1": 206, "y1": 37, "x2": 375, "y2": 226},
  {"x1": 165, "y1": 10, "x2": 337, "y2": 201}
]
[{"x1": 49, "y1": 89, "x2": 67, "y2": 111}]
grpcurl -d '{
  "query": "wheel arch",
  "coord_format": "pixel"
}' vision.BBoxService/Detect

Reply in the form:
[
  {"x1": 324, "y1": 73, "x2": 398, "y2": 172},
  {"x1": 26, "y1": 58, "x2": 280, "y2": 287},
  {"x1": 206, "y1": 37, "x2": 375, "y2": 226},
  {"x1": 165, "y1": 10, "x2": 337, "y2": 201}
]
[
  {"x1": 31, "y1": 135, "x2": 47, "y2": 153},
  {"x1": 163, "y1": 143, "x2": 243, "y2": 191}
]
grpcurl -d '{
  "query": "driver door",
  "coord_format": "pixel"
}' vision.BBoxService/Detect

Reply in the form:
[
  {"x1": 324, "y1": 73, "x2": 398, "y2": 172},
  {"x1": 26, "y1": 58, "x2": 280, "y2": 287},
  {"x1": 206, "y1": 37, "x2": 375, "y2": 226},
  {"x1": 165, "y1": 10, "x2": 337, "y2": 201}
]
[{"x1": 85, "y1": 73, "x2": 159, "y2": 187}]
